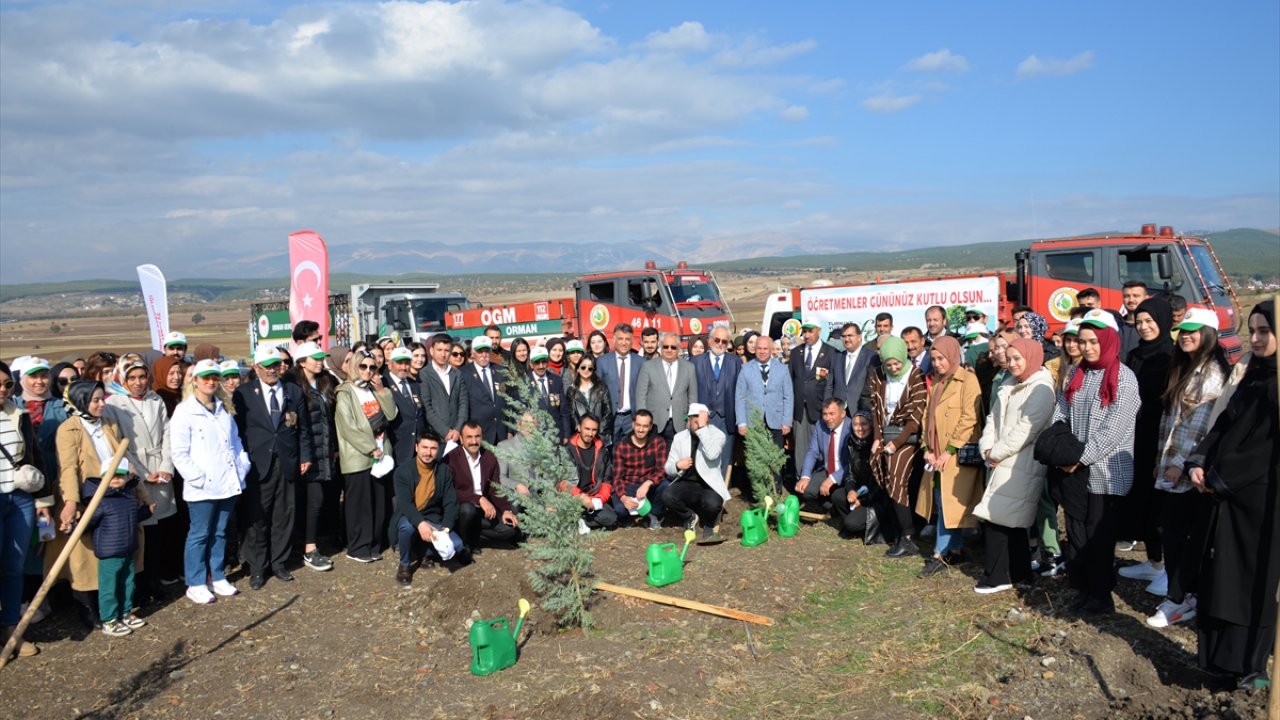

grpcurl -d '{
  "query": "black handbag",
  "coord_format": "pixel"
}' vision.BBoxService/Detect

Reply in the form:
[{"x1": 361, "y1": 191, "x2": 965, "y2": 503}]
[
  {"x1": 882, "y1": 424, "x2": 918, "y2": 445},
  {"x1": 956, "y1": 443, "x2": 985, "y2": 467}
]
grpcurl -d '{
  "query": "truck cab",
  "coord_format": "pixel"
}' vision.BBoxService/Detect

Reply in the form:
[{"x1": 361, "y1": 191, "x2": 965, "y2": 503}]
[
  {"x1": 352, "y1": 283, "x2": 469, "y2": 344},
  {"x1": 574, "y1": 262, "x2": 731, "y2": 341},
  {"x1": 1014, "y1": 224, "x2": 1243, "y2": 356}
]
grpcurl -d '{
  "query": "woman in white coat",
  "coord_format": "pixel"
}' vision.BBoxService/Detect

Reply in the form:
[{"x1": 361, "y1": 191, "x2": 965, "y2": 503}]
[
  {"x1": 169, "y1": 360, "x2": 250, "y2": 605},
  {"x1": 973, "y1": 338, "x2": 1056, "y2": 593},
  {"x1": 105, "y1": 359, "x2": 181, "y2": 592}
]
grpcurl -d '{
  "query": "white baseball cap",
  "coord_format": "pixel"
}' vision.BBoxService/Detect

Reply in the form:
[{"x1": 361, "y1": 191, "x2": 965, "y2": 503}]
[
  {"x1": 529, "y1": 346, "x2": 550, "y2": 362},
  {"x1": 388, "y1": 346, "x2": 413, "y2": 363},
  {"x1": 163, "y1": 331, "x2": 188, "y2": 348},
  {"x1": 253, "y1": 345, "x2": 283, "y2": 366},
  {"x1": 219, "y1": 360, "x2": 244, "y2": 377},
  {"x1": 1062, "y1": 318, "x2": 1084, "y2": 336},
  {"x1": 565, "y1": 339, "x2": 585, "y2": 354},
  {"x1": 294, "y1": 341, "x2": 328, "y2": 360},
  {"x1": 686, "y1": 402, "x2": 709, "y2": 419},
  {"x1": 471, "y1": 336, "x2": 493, "y2": 351},
  {"x1": 1177, "y1": 307, "x2": 1220, "y2": 332},
  {"x1": 192, "y1": 359, "x2": 222, "y2": 378},
  {"x1": 1080, "y1": 308, "x2": 1120, "y2": 332}
]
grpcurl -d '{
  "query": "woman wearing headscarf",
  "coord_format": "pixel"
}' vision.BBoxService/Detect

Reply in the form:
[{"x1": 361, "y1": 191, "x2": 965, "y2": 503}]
[
  {"x1": 1117, "y1": 297, "x2": 1176, "y2": 594},
  {"x1": 14, "y1": 358, "x2": 71, "y2": 476},
  {"x1": 48, "y1": 362, "x2": 80, "y2": 400},
  {"x1": 52, "y1": 380, "x2": 151, "y2": 628},
  {"x1": 334, "y1": 349, "x2": 398, "y2": 563},
  {"x1": 151, "y1": 356, "x2": 186, "y2": 417},
  {"x1": 984, "y1": 333, "x2": 1012, "y2": 413},
  {"x1": 865, "y1": 336, "x2": 929, "y2": 559},
  {"x1": 915, "y1": 336, "x2": 984, "y2": 579},
  {"x1": 0, "y1": 360, "x2": 52, "y2": 658},
  {"x1": 1015, "y1": 311, "x2": 1061, "y2": 363},
  {"x1": 1185, "y1": 301, "x2": 1278, "y2": 689},
  {"x1": 326, "y1": 346, "x2": 351, "y2": 382},
  {"x1": 1143, "y1": 308, "x2": 1229, "y2": 629},
  {"x1": 104, "y1": 358, "x2": 182, "y2": 593},
  {"x1": 973, "y1": 339, "x2": 1055, "y2": 592},
  {"x1": 545, "y1": 338, "x2": 567, "y2": 376},
  {"x1": 1049, "y1": 312, "x2": 1141, "y2": 615}
]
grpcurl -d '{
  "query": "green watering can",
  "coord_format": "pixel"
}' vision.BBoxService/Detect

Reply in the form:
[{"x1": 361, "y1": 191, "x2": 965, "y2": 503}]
[
  {"x1": 777, "y1": 495, "x2": 801, "y2": 538},
  {"x1": 469, "y1": 598, "x2": 531, "y2": 676},
  {"x1": 646, "y1": 530, "x2": 696, "y2": 587},
  {"x1": 741, "y1": 495, "x2": 773, "y2": 547}
]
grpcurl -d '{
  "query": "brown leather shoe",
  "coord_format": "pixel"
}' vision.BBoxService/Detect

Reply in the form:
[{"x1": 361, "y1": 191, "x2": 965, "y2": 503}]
[
  {"x1": 2, "y1": 626, "x2": 38, "y2": 658},
  {"x1": 395, "y1": 564, "x2": 413, "y2": 587}
]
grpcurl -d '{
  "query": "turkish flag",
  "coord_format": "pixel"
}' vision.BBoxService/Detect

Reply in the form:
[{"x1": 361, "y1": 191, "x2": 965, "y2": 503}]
[{"x1": 288, "y1": 230, "x2": 330, "y2": 350}]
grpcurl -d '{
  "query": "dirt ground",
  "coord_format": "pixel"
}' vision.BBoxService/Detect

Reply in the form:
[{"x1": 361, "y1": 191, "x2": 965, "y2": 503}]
[{"x1": 1, "y1": 491, "x2": 1269, "y2": 720}]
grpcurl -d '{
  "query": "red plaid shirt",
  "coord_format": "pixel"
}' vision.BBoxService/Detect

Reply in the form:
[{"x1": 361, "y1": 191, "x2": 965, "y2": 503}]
[{"x1": 611, "y1": 434, "x2": 668, "y2": 491}]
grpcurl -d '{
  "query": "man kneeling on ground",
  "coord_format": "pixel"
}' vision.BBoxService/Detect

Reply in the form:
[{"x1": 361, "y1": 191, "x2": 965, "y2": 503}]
[
  {"x1": 564, "y1": 414, "x2": 617, "y2": 530},
  {"x1": 393, "y1": 434, "x2": 464, "y2": 586},
  {"x1": 609, "y1": 410, "x2": 669, "y2": 529},
  {"x1": 664, "y1": 403, "x2": 728, "y2": 544},
  {"x1": 444, "y1": 421, "x2": 520, "y2": 560}
]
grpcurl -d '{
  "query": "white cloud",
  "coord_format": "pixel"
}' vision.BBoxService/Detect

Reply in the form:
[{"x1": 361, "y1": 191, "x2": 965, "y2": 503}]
[
  {"x1": 714, "y1": 38, "x2": 816, "y2": 67},
  {"x1": 780, "y1": 105, "x2": 809, "y2": 122},
  {"x1": 861, "y1": 94, "x2": 922, "y2": 113},
  {"x1": 905, "y1": 48, "x2": 969, "y2": 73},
  {"x1": 1016, "y1": 50, "x2": 1095, "y2": 79},
  {"x1": 643, "y1": 21, "x2": 711, "y2": 52}
]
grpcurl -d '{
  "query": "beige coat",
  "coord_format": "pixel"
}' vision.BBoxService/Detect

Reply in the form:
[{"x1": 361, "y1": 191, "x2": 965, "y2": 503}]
[
  {"x1": 974, "y1": 368, "x2": 1056, "y2": 528},
  {"x1": 334, "y1": 383, "x2": 398, "y2": 474},
  {"x1": 50, "y1": 416, "x2": 149, "y2": 591},
  {"x1": 916, "y1": 367, "x2": 984, "y2": 529}
]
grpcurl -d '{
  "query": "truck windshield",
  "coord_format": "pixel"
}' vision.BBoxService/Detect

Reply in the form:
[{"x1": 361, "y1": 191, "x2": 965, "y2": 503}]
[
  {"x1": 1183, "y1": 244, "x2": 1229, "y2": 294},
  {"x1": 668, "y1": 278, "x2": 722, "y2": 305},
  {"x1": 411, "y1": 299, "x2": 464, "y2": 332}
]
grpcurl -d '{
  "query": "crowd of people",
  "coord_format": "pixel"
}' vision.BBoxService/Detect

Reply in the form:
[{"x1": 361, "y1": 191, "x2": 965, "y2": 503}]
[{"x1": 0, "y1": 285, "x2": 1276, "y2": 691}]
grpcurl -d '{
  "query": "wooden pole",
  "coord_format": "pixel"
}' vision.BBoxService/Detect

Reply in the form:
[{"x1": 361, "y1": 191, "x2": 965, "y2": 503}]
[
  {"x1": 596, "y1": 581, "x2": 774, "y2": 626},
  {"x1": 0, "y1": 439, "x2": 129, "y2": 669},
  {"x1": 798, "y1": 510, "x2": 827, "y2": 522}
]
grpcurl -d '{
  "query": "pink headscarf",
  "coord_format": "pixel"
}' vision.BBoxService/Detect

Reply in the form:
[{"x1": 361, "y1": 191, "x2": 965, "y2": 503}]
[{"x1": 1007, "y1": 338, "x2": 1044, "y2": 383}]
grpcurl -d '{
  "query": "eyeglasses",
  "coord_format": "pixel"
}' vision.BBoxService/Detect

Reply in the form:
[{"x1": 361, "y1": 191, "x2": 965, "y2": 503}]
[
  {"x1": 0, "y1": 380, "x2": 14, "y2": 391},
  {"x1": 451, "y1": 352, "x2": 465, "y2": 357},
  {"x1": 661, "y1": 344, "x2": 679, "y2": 350},
  {"x1": 579, "y1": 366, "x2": 594, "y2": 372},
  {"x1": 711, "y1": 337, "x2": 729, "y2": 345},
  {"x1": 358, "y1": 363, "x2": 376, "y2": 371}
]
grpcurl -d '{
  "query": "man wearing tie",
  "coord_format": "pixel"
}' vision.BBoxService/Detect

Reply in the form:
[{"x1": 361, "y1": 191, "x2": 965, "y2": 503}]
[
  {"x1": 795, "y1": 398, "x2": 851, "y2": 509},
  {"x1": 597, "y1": 324, "x2": 645, "y2": 444},
  {"x1": 692, "y1": 324, "x2": 741, "y2": 474},
  {"x1": 635, "y1": 332, "x2": 698, "y2": 445},
  {"x1": 527, "y1": 346, "x2": 570, "y2": 440},
  {"x1": 735, "y1": 333, "x2": 794, "y2": 496},
  {"x1": 788, "y1": 320, "x2": 834, "y2": 477},
  {"x1": 385, "y1": 346, "x2": 427, "y2": 468},
  {"x1": 463, "y1": 336, "x2": 507, "y2": 444},
  {"x1": 233, "y1": 346, "x2": 313, "y2": 589},
  {"x1": 832, "y1": 322, "x2": 874, "y2": 413},
  {"x1": 419, "y1": 333, "x2": 469, "y2": 445}
]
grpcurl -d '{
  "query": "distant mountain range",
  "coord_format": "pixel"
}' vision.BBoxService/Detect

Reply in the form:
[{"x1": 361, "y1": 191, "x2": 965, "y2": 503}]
[{"x1": 2, "y1": 228, "x2": 1274, "y2": 303}]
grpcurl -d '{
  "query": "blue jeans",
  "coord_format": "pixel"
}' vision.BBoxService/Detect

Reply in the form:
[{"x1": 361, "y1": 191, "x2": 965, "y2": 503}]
[
  {"x1": 609, "y1": 478, "x2": 668, "y2": 521},
  {"x1": 185, "y1": 497, "x2": 235, "y2": 587},
  {"x1": 1, "y1": 491, "x2": 35, "y2": 626},
  {"x1": 396, "y1": 516, "x2": 464, "y2": 566},
  {"x1": 933, "y1": 485, "x2": 964, "y2": 557}
]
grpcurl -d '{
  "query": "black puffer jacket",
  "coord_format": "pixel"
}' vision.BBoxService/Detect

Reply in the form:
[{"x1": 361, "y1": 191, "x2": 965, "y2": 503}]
[
  {"x1": 300, "y1": 382, "x2": 336, "y2": 483},
  {"x1": 564, "y1": 382, "x2": 614, "y2": 443},
  {"x1": 83, "y1": 475, "x2": 151, "y2": 559}
]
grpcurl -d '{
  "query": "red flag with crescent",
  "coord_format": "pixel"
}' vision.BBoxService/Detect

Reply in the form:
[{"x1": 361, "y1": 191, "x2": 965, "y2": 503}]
[{"x1": 288, "y1": 230, "x2": 330, "y2": 350}]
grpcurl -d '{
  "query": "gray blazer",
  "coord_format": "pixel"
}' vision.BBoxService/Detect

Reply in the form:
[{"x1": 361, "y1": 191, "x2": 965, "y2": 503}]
[
  {"x1": 734, "y1": 358, "x2": 794, "y2": 431},
  {"x1": 418, "y1": 365, "x2": 469, "y2": 439},
  {"x1": 635, "y1": 358, "x2": 698, "y2": 430}
]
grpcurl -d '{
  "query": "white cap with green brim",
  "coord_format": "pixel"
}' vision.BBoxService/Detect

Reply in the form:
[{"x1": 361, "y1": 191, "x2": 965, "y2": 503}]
[
  {"x1": 389, "y1": 346, "x2": 413, "y2": 363},
  {"x1": 253, "y1": 346, "x2": 283, "y2": 366},
  {"x1": 471, "y1": 336, "x2": 492, "y2": 351},
  {"x1": 163, "y1": 331, "x2": 188, "y2": 348},
  {"x1": 1080, "y1": 309, "x2": 1120, "y2": 332},
  {"x1": 529, "y1": 346, "x2": 550, "y2": 362},
  {"x1": 219, "y1": 360, "x2": 243, "y2": 377},
  {"x1": 193, "y1": 359, "x2": 222, "y2": 378},
  {"x1": 565, "y1": 339, "x2": 585, "y2": 354},
  {"x1": 1062, "y1": 319, "x2": 1083, "y2": 336},
  {"x1": 1177, "y1": 307, "x2": 1219, "y2": 332}
]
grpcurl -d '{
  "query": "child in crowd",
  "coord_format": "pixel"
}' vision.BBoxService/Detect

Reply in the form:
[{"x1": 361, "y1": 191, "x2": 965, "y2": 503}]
[{"x1": 84, "y1": 461, "x2": 152, "y2": 637}]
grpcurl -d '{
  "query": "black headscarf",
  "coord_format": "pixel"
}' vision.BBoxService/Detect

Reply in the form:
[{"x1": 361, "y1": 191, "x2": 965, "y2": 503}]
[
  {"x1": 1126, "y1": 297, "x2": 1175, "y2": 376},
  {"x1": 1246, "y1": 300, "x2": 1277, "y2": 388},
  {"x1": 66, "y1": 380, "x2": 105, "y2": 424},
  {"x1": 49, "y1": 361, "x2": 78, "y2": 398}
]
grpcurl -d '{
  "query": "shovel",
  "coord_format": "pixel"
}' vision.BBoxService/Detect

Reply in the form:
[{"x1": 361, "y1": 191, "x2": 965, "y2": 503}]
[{"x1": 512, "y1": 598, "x2": 531, "y2": 641}]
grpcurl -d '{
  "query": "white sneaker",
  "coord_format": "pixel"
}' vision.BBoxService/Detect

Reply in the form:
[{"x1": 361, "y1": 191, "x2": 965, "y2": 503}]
[
  {"x1": 1144, "y1": 569, "x2": 1169, "y2": 596},
  {"x1": 578, "y1": 518, "x2": 591, "y2": 535},
  {"x1": 186, "y1": 585, "x2": 216, "y2": 605},
  {"x1": 974, "y1": 583, "x2": 1014, "y2": 594},
  {"x1": 1117, "y1": 540, "x2": 1138, "y2": 552},
  {"x1": 1147, "y1": 597, "x2": 1196, "y2": 628},
  {"x1": 210, "y1": 579, "x2": 239, "y2": 597},
  {"x1": 1118, "y1": 561, "x2": 1162, "y2": 581}
]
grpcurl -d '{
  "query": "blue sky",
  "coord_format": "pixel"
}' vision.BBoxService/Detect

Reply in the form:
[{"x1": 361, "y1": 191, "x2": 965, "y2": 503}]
[{"x1": 1, "y1": 0, "x2": 1276, "y2": 282}]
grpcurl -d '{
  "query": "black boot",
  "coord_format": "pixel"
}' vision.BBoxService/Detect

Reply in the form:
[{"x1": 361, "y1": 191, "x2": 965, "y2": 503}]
[{"x1": 885, "y1": 536, "x2": 918, "y2": 558}]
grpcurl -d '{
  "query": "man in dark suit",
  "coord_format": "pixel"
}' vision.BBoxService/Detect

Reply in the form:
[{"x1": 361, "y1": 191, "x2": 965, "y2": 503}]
[
  {"x1": 234, "y1": 346, "x2": 313, "y2": 589},
  {"x1": 462, "y1": 336, "x2": 507, "y2": 445},
  {"x1": 527, "y1": 346, "x2": 570, "y2": 440},
  {"x1": 443, "y1": 421, "x2": 519, "y2": 560},
  {"x1": 384, "y1": 346, "x2": 427, "y2": 468},
  {"x1": 832, "y1": 322, "x2": 874, "y2": 413},
  {"x1": 788, "y1": 320, "x2": 834, "y2": 477},
  {"x1": 902, "y1": 326, "x2": 932, "y2": 376},
  {"x1": 419, "y1": 333, "x2": 469, "y2": 444},
  {"x1": 595, "y1": 323, "x2": 644, "y2": 444},
  {"x1": 795, "y1": 398, "x2": 852, "y2": 507},
  {"x1": 692, "y1": 324, "x2": 741, "y2": 474}
]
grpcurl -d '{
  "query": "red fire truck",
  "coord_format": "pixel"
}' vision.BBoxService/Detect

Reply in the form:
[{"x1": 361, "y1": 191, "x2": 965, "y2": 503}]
[
  {"x1": 762, "y1": 224, "x2": 1245, "y2": 357},
  {"x1": 445, "y1": 262, "x2": 733, "y2": 345}
]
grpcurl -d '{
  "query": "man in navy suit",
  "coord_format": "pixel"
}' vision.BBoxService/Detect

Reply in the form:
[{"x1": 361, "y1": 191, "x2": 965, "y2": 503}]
[
  {"x1": 832, "y1": 322, "x2": 874, "y2": 413},
  {"x1": 795, "y1": 398, "x2": 851, "y2": 508},
  {"x1": 902, "y1": 326, "x2": 932, "y2": 376},
  {"x1": 596, "y1": 323, "x2": 645, "y2": 444},
  {"x1": 462, "y1": 336, "x2": 507, "y2": 445},
  {"x1": 692, "y1": 324, "x2": 740, "y2": 474},
  {"x1": 384, "y1": 346, "x2": 427, "y2": 468},
  {"x1": 527, "y1": 346, "x2": 570, "y2": 441},
  {"x1": 234, "y1": 346, "x2": 313, "y2": 589},
  {"x1": 788, "y1": 320, "x2": 834, "y2": 477}
]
